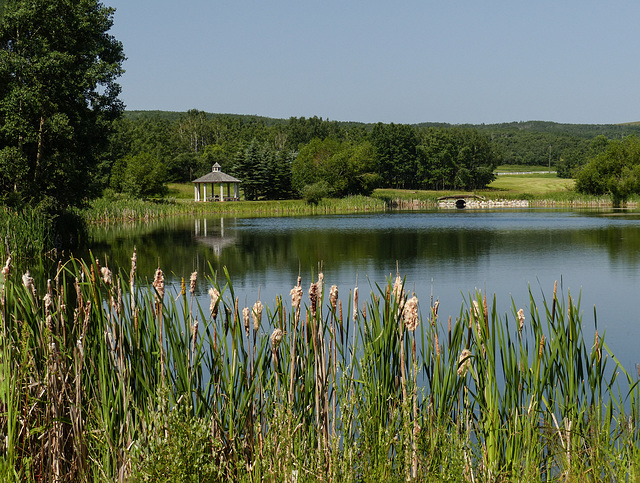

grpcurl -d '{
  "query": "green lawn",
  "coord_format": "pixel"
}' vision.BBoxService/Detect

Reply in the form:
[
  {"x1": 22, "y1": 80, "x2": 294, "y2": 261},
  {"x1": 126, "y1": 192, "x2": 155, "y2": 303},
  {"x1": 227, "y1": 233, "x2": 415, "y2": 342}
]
[{"x1": 486, "y1": 173, "x2": 574, "y2": 195}]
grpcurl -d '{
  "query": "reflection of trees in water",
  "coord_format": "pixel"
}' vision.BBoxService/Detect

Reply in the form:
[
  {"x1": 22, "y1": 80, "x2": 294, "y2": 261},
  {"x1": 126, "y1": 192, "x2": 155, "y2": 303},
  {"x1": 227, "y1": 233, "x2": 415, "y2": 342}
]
[{"x1": 83, "y1": 215, "x2": 640, "y2": 286}]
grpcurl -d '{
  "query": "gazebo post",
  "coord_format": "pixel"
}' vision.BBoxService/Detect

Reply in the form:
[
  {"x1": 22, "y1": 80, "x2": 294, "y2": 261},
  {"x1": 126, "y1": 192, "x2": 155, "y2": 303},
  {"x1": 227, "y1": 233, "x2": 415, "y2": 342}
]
[
  {"x1": 194, "y1": 184, "x2": 199, "y2": 202},
  {"x1": 220, "y1": 183, "x2": 224, "y2": 202}
]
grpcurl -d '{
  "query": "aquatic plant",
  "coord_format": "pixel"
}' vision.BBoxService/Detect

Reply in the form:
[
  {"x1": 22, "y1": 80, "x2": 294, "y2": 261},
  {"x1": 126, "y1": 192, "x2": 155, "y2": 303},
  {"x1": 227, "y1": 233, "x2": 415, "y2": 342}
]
[{"x1": 0, "y1": 254, "x2": 638, "y2": 481}]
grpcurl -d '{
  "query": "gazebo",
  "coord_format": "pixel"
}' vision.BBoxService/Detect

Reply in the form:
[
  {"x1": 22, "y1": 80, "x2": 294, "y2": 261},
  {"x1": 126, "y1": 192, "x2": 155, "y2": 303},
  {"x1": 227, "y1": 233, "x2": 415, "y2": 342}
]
[{"x1": 193, "y1": 163, "x2": 241, "y2": 202}]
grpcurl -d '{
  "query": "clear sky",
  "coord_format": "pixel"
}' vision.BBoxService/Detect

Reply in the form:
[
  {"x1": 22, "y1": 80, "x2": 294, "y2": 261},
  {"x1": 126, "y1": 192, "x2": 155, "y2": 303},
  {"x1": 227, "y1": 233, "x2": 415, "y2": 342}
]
[{"x1": 106, "y1": 1, "x2": 640, "y2": 125}]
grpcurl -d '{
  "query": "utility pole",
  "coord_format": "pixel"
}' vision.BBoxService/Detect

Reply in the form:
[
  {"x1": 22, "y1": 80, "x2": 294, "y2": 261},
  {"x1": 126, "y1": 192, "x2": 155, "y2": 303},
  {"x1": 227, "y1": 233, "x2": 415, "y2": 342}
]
[{"x1": 548, "y1": 145, "x2": 551, "y2": 173}]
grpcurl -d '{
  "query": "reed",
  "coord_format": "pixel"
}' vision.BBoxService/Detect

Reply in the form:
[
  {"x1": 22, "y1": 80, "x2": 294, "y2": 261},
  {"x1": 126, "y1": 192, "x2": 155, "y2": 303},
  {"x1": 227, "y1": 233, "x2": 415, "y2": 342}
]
[
  {"x1": 79, "y1": 195, "x2": 387, "y2": 225},
  {"x1": 0, "y1": 255, "x2": 638, "y2": 481}
]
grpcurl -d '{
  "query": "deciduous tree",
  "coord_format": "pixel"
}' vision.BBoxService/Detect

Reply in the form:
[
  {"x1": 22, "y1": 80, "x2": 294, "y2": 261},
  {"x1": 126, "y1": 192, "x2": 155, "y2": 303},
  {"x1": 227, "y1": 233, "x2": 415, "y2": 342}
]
[{"x1": 0, "y1": 0, "x2": 125, "y2": 208}]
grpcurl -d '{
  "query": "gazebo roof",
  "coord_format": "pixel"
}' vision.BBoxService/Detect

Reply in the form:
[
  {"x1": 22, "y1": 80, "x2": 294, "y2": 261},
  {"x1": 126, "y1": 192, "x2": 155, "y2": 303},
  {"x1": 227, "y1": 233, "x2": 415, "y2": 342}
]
[{"x1": 193, "y1": 164, "x2": 241, "y2": 184}]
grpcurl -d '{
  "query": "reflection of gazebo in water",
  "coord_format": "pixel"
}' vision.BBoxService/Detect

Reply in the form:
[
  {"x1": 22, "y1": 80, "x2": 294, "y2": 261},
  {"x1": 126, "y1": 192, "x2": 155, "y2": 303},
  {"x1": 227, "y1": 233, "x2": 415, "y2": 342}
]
[
  {"x1": 194, "y1": 218, "x2": 236, "y2": 256},
  {"x1": 193, "y1": 163, "x2": 241, "y2": 202}
]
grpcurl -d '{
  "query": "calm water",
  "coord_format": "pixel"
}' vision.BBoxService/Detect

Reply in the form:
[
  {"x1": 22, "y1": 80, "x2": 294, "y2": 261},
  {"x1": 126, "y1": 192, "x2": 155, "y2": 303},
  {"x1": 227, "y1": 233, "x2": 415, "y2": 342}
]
[{"x1": 86, "y1": 208, "x2": 640, "y2": 371}]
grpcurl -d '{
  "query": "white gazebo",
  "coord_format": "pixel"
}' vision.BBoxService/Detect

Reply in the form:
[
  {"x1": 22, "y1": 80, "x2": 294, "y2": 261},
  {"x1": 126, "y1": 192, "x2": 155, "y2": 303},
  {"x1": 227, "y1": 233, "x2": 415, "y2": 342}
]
[{"x1": 192, "y1": 163, "x2": 241, "y2": 202}]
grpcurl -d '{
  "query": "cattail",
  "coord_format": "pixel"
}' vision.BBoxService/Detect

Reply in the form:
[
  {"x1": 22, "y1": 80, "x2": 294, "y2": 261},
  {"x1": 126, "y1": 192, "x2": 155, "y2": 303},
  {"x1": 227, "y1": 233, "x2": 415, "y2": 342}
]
[
  {"x1": 403, "y1": 296, "x2": 419, "y2": 331},
  {"x1": 472, "y1": 300, "x2": 481, "y2": 337},
  {"x1": 432, "y1": 299, "x2": 440, "y2": 324},
  {"x1": 291, "y1": 284, "x2": 303, "y2": 311},
  {"x1": 43, "y1": 292, "x2": 53, "y2": 313},
  {"x1": 22, "y1": 271, "x2": 36, "y2": 298},
  {"x1": 243, "y1": 307, "x2": 250, "y2": 336},
  {"x1": 517, "y1": 308, "x2": 525, "y2": 333},
  {"x1": 152, "y1": 268, "x2": 165, "y2": 301},
  {"x1": 208, "y1": 288, "x2": 220, "y2": 319},
  {"x1": 130, "y1": 249, "x2": 137, "y2": 281},
  {"x1": 329, "y1": 285, "x2": 338, "y2": 311},
  {"x1": 392, "y1": 272, "x2": 404, "y2": 307},
  {"x1": 353, "y1": 286, "x2": 359, "y2": 321},
  {"x1": 1, "y1": 256, "x2": 10, "y2": 278},
  {"x1": 594, "y1": 329, "x2": 601, "y2": 362},
  {"x1": 270, "y1": 328, "x2": 284, "y2": 350},
  {"x1": 539, "y1": 335, "x2": 545, "y2": 358},
  {"x1": 309, "y1": 282, "x2": 318, "y2": 318},
  {"x1": 116, "y1": 278, "x2": 123, "y2": 318},
  {"x1": 189, "y1": 271, "x2": 197, "y2": 294},
  {"x1": 100, "y1": 266, "x2": 112, "y2": 285},
  {"x1": 317, "y1": 271, "x2": 324, "y2": 296},
  {"x1": 457, "y1": 349, "x2": 472, "y2": 377},
  {"x1": 252, "y1": 300, "x2": 263, "y2": 331}
]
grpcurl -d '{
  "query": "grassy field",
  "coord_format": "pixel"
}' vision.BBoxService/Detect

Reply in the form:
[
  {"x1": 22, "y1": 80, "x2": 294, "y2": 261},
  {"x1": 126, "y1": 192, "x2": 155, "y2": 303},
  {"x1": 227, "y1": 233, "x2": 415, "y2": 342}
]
[{"x1": 486, "y1": 172, "x2": 575, "y2": 195}]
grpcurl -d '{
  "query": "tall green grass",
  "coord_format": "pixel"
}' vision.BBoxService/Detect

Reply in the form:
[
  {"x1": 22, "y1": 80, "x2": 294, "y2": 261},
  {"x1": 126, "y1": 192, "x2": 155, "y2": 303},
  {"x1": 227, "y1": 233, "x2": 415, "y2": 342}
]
[
  {"x1": 0, "y1": 256, "x2": 638, "y2": 481},
  {"x1": 0, "y1": 206, "x2": 53, "y2": 260},
  {"x1": 80, "y1": 195, "x2": 387, "y2": 225}
]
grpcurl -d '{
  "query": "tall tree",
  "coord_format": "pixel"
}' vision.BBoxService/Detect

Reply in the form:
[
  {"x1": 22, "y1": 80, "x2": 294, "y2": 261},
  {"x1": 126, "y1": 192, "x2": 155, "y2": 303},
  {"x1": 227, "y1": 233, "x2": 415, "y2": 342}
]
[{"x1": 0, "y1": 0, "x2": 125, "y2": 209}]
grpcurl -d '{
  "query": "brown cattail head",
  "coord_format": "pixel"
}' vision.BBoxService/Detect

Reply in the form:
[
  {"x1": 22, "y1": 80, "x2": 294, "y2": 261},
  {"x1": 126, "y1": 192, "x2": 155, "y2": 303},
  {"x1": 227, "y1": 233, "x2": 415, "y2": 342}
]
[
  {"x1": 472, "y1": 300, "x2": 481, "y2": 332},
  {"x1": 208, "y1": 288, "x2": 220, "y2": 319},
  {"x1": 291, "y1": 284, "x2": 303, "y2": 311},
  {"x1": 130, "y1": 249, "x2": 137, "y2": 278},
  {"x1": 317, "y1": 271, "x2": 324, "y2": 299},
  {"x1": 517, "y1": 308, "x2": 525, "y2": 333},
  {"x1": 252, "y1": 300, "x2": 263, "y2": 331},
  {"x1": 392, "y1": 272, "x2": 404, "y2": 307},
  {"x1": 270, "y1": 328, "x2": 284, "y2": 350},
  {"x1": 189, "y1": 272, "x2": 197, "y2": 294},
  {"x1": 101, "y1": 266, "x2": 112, "y2": 285},
  {"x1": 242, "y1": 307, "x2": 250, "y2": 336},
  {"x1": 309, "y1": 282, "x2": 318, "y2": 318},
  {"x1": 403, "y1": 296, "x2": 419, "y2": 331},
  {"x1": 329, "y1": 285, "x2": 338, "y2": 311},
  {"x1": 353, "y1": 286, "x2": 359, "y2": 321},
  {"x1": 22, "y1": 271, "x2": 36, "y2": 298},
  {"x1": 432, "y1": 299, "x2": 440, "y2": 324},
  {"x1": 152, "y1": 268, "x2": 165, "y2": 301},
  {"x1": 1, "y1": 256, "x2": 10, "y2": 278},
  {"x1": 457, "y1": 349, "x2": 472, "y2": 377}
]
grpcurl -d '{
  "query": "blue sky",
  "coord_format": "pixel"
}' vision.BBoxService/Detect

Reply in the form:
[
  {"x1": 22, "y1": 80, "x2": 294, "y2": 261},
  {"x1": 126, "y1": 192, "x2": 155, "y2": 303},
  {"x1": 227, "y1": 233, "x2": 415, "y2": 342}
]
[{"x1": 106, "y1": 1, "x2": 640, "y2": 125}]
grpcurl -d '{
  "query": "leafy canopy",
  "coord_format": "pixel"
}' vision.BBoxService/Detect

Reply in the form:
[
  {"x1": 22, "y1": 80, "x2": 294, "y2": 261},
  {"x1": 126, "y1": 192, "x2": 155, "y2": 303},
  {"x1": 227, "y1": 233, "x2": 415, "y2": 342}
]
[
  {"x1": 575, "y1": 135, "x2": 640, "y2": 206},
  {"x1": 0, "y1": 0, "x2": 125, "y2": 209}
]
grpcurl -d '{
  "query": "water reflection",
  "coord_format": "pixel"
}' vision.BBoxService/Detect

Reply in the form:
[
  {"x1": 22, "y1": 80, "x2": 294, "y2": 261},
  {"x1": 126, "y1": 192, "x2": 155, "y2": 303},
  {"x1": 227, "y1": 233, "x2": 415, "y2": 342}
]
[
  {"x1": 194, "y1": 218, "x2": 237, "y2": 256},
  {"x1": 83, "y1": 209, "x2": 640, "y2": 370}
]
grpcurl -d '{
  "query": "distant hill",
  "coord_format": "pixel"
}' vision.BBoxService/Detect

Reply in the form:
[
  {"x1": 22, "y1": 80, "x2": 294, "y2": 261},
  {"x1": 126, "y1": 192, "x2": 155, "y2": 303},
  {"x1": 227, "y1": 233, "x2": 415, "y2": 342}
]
[{"x1": 125, "y1": 110, "x2": 640, "y2": 138}]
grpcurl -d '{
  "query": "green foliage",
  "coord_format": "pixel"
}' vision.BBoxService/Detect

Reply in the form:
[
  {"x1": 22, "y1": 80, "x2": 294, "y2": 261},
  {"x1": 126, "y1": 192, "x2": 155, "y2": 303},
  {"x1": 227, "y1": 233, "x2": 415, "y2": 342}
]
[
  {"x1": 0, "y1": 0, "x2": 125, "y2": 208},
  {"x1": 1, "y1": 256, "x2": 640, "y2": 480},
  {"x1": 301, "y1": 180, "x2": 330, "y2": 205},
  {"x1": 292, "y1": 138, "x2": 379, "y2": 197},
  {"x1": 371, "y1": 122, "x2": 419, "y2": 188},
  {"x1": 575, "y1": 135, "x2": 640, "y2": 206},
  {"x1": 111, "y1": 153, "x2": 167, "y2": 198},
  {"x1": 129, "y1": 393, "x2": 224, "y2": 482},
  {"x1": 417, "y1": 127, "x2": 498, "y2": 190}
]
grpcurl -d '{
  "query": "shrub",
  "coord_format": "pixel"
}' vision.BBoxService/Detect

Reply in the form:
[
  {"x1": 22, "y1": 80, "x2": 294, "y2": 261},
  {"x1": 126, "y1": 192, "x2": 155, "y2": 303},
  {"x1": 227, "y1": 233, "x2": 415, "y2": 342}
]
[{"x1": 302, "y1": 180, "x2": 330, "y2": 205}]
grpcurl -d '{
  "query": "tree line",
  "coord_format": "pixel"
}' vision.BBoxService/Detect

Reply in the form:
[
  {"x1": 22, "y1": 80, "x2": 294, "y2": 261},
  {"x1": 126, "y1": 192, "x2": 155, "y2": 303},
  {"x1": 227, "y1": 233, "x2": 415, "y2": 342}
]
[{"x1": 108, "y1": 111, "x2": 504, "y2": 200}]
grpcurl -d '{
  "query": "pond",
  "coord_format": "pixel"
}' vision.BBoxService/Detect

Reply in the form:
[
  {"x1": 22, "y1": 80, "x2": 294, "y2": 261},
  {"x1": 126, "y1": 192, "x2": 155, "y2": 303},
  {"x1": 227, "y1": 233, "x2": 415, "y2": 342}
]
[{"x1": 84, "y1": 208, "x2": 640, "y2": 371}]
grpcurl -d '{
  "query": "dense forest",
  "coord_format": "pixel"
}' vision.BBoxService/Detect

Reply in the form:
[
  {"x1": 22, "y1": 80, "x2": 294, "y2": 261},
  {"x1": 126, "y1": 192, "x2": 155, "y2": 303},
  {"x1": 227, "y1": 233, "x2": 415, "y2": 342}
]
[{"x1": 109, "y1": 110, "x2": 640, "y2": 200}]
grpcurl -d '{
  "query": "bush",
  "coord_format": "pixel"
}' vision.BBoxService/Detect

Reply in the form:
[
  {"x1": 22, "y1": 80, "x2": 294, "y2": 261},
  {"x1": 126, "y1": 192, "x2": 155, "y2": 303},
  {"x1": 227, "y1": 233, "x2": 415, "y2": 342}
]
[
  {"x1": 129, "y1": 394, "x2": 225, "y2": 482},
  {"x1": 302, "y1": 181, "x2": 330, "y2": 205}
]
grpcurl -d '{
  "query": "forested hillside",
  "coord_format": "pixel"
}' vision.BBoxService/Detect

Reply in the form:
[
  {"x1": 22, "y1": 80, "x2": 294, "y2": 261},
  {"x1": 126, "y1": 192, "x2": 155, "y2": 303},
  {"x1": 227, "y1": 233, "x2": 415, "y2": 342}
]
[{"x1": 110, "y1": 110, "x2": 640, "y2": 200}]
